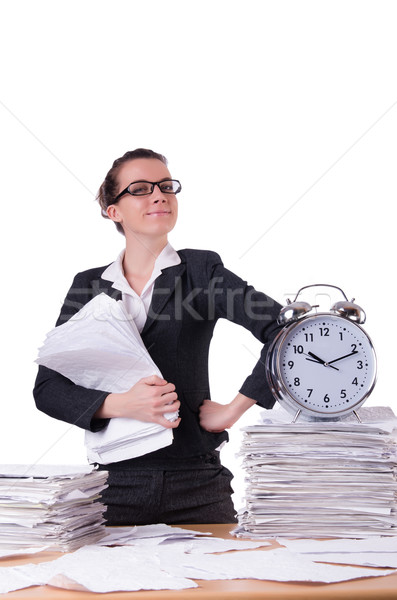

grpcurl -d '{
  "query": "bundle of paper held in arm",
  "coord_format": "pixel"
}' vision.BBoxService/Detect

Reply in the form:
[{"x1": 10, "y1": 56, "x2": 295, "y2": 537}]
[{"x1": 36, "y1": 294, "x2": 178, "y2": 464}]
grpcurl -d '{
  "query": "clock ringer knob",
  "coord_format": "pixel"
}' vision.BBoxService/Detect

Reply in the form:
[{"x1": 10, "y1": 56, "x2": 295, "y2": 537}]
[
  {"x1": 330, "y1": 300, "x2": 366, "y2": 324},
  {"x1": 278, "y1": 301, "x2": 312, "y2": 325}
]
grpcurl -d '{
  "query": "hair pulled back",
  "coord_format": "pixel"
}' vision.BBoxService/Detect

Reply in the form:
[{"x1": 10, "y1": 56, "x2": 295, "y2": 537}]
[{"x1": 96, "y1": 148, "x2": 168, "y2": 235}]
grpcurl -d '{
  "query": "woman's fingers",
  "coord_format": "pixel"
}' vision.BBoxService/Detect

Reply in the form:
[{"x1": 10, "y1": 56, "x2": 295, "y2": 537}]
[{"x1": 157, "y1": 416, "x2": 181, "y2": 429}]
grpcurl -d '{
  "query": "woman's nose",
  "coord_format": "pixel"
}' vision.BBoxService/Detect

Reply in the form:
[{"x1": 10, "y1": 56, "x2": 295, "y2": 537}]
[{"x1": 152, "y1": 184, "x2": 167, "y2": 203}]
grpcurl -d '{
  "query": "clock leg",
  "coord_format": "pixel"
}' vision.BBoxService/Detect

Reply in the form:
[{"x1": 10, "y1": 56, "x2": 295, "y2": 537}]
[
  {"x1": 353, "y1": 410, "x2": 362, "y2": 423},
  {"x1": 292, "y1": 409, "x2": 302, "y2": 423}
]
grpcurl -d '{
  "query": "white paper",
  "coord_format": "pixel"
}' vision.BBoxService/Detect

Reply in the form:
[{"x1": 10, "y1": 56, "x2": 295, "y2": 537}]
[
  {"x1": 157, "y1": 547, "x2": 395, "y2": 583},
  {"x1": 279, "y1": 536, "x2": 397, "y2": 554},
  {"x1": 279, "y1": 536, "x2": 397, "y2": 567},
  {"x1": 98, "y1": 524, "x2": 269, "y2": 552},
  {"x1": 98, "y1": 523, "x2": 211, "y2": 546},
  {"x1": 1, "y1": 542, "x2": 394, "y2": 594},
  {"x1": 0, "y1": 465, "x2": 108, "y2": 552},
  {"x1": 165, "y1": 536, "x2": 271, "y2": 553},
  {"x1": 0, "y1": 464, "x2": 94, "y2": 477},
  {"x1": 236, "y1": 406, "x2": 397, "y2": 539},
  {"x1": 306, "y1": 552, "x2": 397, "y2": 568},
  {"x1": 36, "y1": 294, "x2": 178, "y2": 463},
  {"x1": 0, "y1": 546, "x2": 197, "y2": 594}
]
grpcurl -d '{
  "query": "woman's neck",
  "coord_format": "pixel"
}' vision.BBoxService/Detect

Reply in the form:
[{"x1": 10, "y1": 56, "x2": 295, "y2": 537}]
[{"x1": 122, "y1": 234, "x2": 168, "y2": 294}]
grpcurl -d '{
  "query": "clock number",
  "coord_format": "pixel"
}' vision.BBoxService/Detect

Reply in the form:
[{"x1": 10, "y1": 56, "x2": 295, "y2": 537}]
[
  {"x1": 340, "y1": 389, "x2": 347, "y2": 399},
  {"x1": 357, "y1": 360, "x2": 363, "y2": 370},
  {"x1": 324, "y1": 394, "x2": 330, "y2": 403},
  {"x1": 319, "y1": 327, "x2": 329, "y2": 336},
  {"x1": 294, "y1": 377, "x2": 300, "y2": 386},
  {"x1": 307, "y1": 389, "x2": 313, "y2": 398},
  {"x1": 288, "y1": 360, "x2": 294, "y2": 369},
  {"x1": 304, "y1": 333, "x2": 314, "y2": 342},
  {"x1": 293, "y1": 345, "x2": 304, "y2": 354},
  {"x1": 339, "y1": 332, "x2": 344, "y2": 341},
  {"x1": 352, "y1": 377, "x2": 358, "y2": 386},
  {"x1": 351, "y1": 344, "x2": 357, "y2": 352}
]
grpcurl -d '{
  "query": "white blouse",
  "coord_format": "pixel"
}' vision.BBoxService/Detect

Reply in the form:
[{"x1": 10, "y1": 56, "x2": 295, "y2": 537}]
[{"x1": 101, "y1": 242, "x2": 181, "y2": 333}]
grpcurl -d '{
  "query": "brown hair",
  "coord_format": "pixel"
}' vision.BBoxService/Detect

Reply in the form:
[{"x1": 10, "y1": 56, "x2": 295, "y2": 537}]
[{"x1": 96, "y1": 148, "x2": 168, "y2": 235}]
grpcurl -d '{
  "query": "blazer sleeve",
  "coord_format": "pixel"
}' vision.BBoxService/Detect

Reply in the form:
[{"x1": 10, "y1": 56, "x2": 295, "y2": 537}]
[
  {"x1": 205, "y1": 251, "x2": 283, "y2": 409},
  {"x1": 33, "y1": 272, "x2": 111, "y2": 432}
]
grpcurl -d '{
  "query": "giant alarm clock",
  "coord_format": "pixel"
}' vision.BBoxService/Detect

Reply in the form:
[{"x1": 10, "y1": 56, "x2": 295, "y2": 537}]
[{"x1": 266, "y1": 284, "x2": 377, "y2": 421}]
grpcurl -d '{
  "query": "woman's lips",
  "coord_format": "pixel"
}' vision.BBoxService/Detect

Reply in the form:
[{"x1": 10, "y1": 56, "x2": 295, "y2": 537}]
[{"x1": 146, "y1": 211, "x2": 171, "y2": 216}]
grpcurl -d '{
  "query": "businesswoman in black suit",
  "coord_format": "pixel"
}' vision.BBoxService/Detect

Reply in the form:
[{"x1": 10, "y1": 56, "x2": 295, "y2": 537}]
[{"x1": 34, "y1": 148, "x2": 281, "y2": 525}]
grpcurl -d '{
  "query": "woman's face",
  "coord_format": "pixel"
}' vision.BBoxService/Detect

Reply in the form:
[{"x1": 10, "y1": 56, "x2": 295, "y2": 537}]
[{"x1": 107, "y1": 158, "x2": 178, "y2": 239}]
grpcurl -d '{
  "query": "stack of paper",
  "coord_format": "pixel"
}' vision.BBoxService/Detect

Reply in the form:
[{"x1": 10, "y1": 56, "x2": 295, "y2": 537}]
[
  {"x1": 234, "y1": 406, "x2": 397, "y2": 538},
  {"x1": 36, "y1": 293, "x2": 178, "y2": 464},
  {"x1": 0, "y1": 465, "x2": 108, "y2": 552}
]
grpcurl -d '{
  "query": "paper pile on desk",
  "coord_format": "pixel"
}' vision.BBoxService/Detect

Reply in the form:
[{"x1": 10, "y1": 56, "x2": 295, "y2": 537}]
[
  {"x1": 0, "y1": 465, "x2": 108, "y2": 552},
  {"x1": 234, "y1": 406, "x2": 397, "y2": 538},
  {"x1": 36, "y1": 293, "x2": 177, "y2": 464}
]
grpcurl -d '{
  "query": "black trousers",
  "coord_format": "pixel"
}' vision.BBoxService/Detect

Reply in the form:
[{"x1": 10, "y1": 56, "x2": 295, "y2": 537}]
[{"x1": 97, "y1": 452, "x2": 237, "y2": 526}]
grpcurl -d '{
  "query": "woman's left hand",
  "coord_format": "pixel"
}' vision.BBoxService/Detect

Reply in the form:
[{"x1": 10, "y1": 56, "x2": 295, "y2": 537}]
[
  {"x1": 199, "y1": 399, "x2": 234, "y2": 433},
  {"x1": 199, "y1": 394, "x2": 257, "y2": 433}
]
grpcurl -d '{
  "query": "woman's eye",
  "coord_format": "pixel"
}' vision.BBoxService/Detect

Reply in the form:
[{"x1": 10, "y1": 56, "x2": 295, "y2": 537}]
[{"x1": 130, "y1": 183, "x2": 151, "y2": 195}]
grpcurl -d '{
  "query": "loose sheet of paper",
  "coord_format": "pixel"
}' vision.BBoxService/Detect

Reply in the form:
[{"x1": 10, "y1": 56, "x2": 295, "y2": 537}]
[
  {"x1": 157, "y1": 547, "x2": 394, "y2": 584},
  {"x1": 304, "y1": 552, "x2": 397, "y2": 568},
  {"x1": 97, "y1": 523, "x2": 211, "y2": 546},
  {"x1": 0, "y1": 546, "x2": 196, "y2": 594},
  {"x1": 98, "y1": 523, "x2": 270, "y2": 552},
  {"x1": 279, "y1": 536, "x2": 397, "y2": 554},
  {"x1": 279, "y1": 536, "x2": 397, "y2": 568},
  {"x1": 0, "y1": 545, "x2": 394, "y2": 594},
  {"x1": 0, "y1": 525, "x2": 395, "y2": 594}
]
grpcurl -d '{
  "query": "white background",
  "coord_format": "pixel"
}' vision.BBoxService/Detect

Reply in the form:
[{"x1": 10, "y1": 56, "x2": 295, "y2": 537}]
[{"x1": 0, "y1": 0, "x2": 395, "y2": 508}]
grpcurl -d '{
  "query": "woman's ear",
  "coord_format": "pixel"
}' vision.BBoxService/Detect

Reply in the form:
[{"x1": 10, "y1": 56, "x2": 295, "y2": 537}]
[{"x1": 106, "y1": 204, "x2": 122, "y2": 223}]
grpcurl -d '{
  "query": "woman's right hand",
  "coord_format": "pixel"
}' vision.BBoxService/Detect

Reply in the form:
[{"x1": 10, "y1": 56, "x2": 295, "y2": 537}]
[{"x1": 94, "y1": 375, "x2": 181, "y2": 429}]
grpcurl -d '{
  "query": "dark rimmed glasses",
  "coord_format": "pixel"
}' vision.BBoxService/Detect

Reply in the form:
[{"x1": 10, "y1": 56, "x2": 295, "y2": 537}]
[{"x1": 113, "y1": 179, "x2": 182, "y2": 203}]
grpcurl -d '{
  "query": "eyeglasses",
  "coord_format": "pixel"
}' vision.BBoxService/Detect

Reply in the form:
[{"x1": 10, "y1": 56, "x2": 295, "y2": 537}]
[{"x1": 113, "y1": 179, "x2": 182, "y2": 203}]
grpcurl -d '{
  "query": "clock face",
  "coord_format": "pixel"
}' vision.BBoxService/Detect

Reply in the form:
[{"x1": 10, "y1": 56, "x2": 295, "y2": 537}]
[{"x1": 273, "y1": 313, "x2": 376, "y2": 417}]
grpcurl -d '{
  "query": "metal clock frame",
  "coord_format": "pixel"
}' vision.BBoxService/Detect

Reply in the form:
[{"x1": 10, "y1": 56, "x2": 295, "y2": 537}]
[{"x1": 266, "y1": 307, "x2": 377, "y2": 423}]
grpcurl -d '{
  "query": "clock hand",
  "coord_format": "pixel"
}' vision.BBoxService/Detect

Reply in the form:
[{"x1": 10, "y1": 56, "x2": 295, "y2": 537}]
[
  {"x1": 305, "y1": 352, "x2": 339, "y2": 371},
  {"x1": 307, "y1": 351, "x2": 326, "y2": 364},
  {"x1": 328, "y1": 350, "x2": 358, "y2": 365}
]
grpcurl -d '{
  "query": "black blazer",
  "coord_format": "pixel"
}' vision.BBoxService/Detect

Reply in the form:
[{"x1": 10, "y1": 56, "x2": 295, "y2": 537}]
[{"x1": 33, "y1": 249, "x2": 282, "y2": 461}]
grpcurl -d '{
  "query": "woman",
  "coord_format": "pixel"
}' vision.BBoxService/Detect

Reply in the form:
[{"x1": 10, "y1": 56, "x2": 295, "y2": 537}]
[{"x1": 34, "y1": 148, "x2": 281, "y2": 525}]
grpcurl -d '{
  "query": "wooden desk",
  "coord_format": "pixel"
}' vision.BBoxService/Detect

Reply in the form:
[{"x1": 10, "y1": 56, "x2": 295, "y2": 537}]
[{"x1": 1, "y1": 524, "x2": 397, "y2": 599}]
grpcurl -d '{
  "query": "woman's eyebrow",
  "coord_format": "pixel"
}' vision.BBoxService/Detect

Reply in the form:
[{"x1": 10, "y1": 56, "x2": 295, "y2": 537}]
[{"x1": 131, "y1": 178, "x2": 172, "y2": 183}]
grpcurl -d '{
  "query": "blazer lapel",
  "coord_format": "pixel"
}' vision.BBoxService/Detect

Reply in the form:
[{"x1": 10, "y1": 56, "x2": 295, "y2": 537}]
[
  {"x1": 94, "y1": 277, "x2": 123, "y2": 302},
  {"x1": 141, "y1": 262, "x2": 186, "y2": 335}
]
